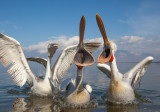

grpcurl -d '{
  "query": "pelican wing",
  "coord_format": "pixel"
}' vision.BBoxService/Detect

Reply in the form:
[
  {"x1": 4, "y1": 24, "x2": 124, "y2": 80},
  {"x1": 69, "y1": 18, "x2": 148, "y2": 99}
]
[
  {"x1": 27, "y1": 57, "x2": 47, "y2": 68},
  {"x1": 52, "y1": 42, "x2": 101, "y2": 87},
  {"x1": 84, "y1": 42, "x2": 101, "y2": 53},
  {"x1": 123, "y1": 56, "x2": 154, "y2": 88},
  {"x1": 0, "y1": 33, "x2": 36, "y2": 87},
  {"x1": 97, "y1": 63, "x2": 111, "y2": 78}
]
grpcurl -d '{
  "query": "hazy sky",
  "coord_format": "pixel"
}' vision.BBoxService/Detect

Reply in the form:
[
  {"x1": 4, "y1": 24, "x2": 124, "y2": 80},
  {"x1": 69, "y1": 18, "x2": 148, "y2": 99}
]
[{"x1": 0, "y1": 0, "x2": 160, "y2": 60}]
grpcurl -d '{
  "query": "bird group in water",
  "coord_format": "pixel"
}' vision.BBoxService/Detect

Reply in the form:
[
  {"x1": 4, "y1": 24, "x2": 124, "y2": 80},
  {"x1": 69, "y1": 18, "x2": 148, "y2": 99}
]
[{"x1": 0, "y1": 14, "x2": 154, "y2": 106}]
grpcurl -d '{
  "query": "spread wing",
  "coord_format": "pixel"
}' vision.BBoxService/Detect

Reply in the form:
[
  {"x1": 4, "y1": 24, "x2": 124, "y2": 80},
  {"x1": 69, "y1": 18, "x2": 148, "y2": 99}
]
[
  {"x1": 0, "y1": 33, "x2": 36, "y2": 87},
  {"x1": 97, "y1": 63, "x2": 111, "y2": 78},
  {"x1": 123, "y1": 56, "x2": 154, "y2": 89},
  {"x1": 27, "y1": 57, "x2": 47, "y2": 68},
  {"x1": 51, "y1": 42, "x2": 101, "y2": 87}
]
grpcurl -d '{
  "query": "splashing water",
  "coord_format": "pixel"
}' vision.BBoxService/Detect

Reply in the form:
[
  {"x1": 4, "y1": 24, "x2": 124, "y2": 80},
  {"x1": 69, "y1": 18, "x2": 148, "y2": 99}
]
[{"x1": 51, "y1": 90, "x2": 98, "y2": 111}]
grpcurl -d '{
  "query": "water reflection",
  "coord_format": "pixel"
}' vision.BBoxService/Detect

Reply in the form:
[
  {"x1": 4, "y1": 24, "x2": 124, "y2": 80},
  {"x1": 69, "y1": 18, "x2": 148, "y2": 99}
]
[
  {"x1": 100, "y1": 94, "x2": 139, "y2": 112},
  {"x1": 9, "y1": 88, "x2": 158, "y2": 112},
  {"x1": 11, "y1": 98, "x2": 27, "y2": 112},
  {"x1": 61, "y1": 109, "x2": 90, "y2": 112},
  {"x1": 106, "y1": 103, "x2": 138, "y2": 112},
  {"x1": 11, "y1": 97, "x2": 53, "y2": 112},
  {"x1": 10, "y1": 96, "x2": 93, "y2": 112}
]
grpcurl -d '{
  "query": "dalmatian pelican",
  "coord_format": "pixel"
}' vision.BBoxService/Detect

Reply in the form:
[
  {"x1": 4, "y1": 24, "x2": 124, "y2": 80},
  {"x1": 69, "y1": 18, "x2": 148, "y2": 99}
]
[
  {"x1": 0, "y1": 33, "x2": 59, "y2": 96},
  {"x1": 63, "y1": 16, "x2": 95, "y2": 105},
  {"x1": 96, "y1": 14, "x2": 154, "y2": 104}
]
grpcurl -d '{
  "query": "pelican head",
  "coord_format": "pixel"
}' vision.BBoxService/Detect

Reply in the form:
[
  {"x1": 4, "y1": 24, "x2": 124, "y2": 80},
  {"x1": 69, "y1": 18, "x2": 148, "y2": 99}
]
[
  {"x1": 110, "y1": 41, "x2": 117, "y2": 55},
  {"x1": 48, "y1": 43, "x2": 59, "y2": 58}
]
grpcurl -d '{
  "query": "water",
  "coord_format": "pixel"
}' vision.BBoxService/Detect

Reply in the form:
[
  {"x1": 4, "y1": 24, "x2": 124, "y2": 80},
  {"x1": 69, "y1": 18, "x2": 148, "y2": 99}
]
[{"x1": 0, "y1": 62, "x2": 160, "y2": 112}]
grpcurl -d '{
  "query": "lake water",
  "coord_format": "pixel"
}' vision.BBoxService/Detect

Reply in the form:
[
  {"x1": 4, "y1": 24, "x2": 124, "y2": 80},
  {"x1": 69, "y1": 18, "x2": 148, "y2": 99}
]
[{"x1": 0, "y1": 62, "x2": 160, "y2": 112}]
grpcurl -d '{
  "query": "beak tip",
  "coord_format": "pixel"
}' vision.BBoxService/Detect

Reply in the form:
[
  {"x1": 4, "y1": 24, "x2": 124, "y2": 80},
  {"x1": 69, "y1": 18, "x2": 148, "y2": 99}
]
[{"x1": 96, "y1": 13, "x2": 99, "y2": 17}]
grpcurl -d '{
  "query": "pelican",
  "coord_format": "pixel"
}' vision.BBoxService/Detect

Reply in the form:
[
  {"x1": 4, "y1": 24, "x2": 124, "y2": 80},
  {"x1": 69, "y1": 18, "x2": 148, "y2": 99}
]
[
  {"x1": 64, "y1": 16, "x2": 94, "y2": 105},
  {"x1": 0, "y1": 33, "x2": 59, "y2": 96},
  {"x1": 96, "y1": 14, "x2": 154, "y2": 104},
  {"x1": 29, "y1": 16, "x2": 98, "y2": 105},
  {"x1": 0, "y1": 33, "x2": 100, "y2": 97}
]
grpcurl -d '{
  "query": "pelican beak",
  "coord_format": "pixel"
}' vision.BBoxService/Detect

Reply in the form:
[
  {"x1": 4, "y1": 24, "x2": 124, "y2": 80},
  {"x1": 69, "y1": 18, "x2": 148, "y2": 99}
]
[
  {"x1": 49, "y1": 43, "x2": 59, "y2": 49},
  {"x1": 74, "y1": 16, "x2": 95, "y2": 67},
  {"x1": 96, "y1": 13, "x2": 112, "y2": 63},
  {"x1": 74, "y1": 47, "x2": 95, "y2": 67},
  {"x1": 98, "y1": 43, "x2": 112, "y2": 63}
]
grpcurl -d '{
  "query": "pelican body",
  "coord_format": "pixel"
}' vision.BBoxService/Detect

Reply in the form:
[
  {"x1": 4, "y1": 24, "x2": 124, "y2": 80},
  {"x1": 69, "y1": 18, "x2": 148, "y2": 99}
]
[
  {"x1": 105, "y1": 52, "x2": 135, "y2": 104},
  {"x1": 98, "y1": 46, "x2": 153, "y2": 104},
  {"x1": 96, "y1": 14, "x2": 154, "y2": 104},
  {"x1": 0, "y1": 33, "x2": 59, "y2": 96},
  {"x1": 30, "y1": 43, "x2": 59, "y2": 96},
  {"x1": 65, "y1": 68, "x2": 92, "y2": 105}
]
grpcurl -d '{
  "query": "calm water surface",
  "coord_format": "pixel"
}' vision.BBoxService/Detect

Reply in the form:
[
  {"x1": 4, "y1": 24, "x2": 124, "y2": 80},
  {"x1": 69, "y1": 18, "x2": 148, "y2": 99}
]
[{"x1": 0, "y1": 62, "x2": 160, "y2": 112}]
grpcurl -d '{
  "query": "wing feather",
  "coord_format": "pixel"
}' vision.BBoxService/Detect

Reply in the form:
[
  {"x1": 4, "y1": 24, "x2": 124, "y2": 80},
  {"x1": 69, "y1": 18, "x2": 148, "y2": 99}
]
[
  {"x1": 97, "y1": 63, "x2": 111, "y2": 78},
  {"x1": 27, "y1": 57, "x2": 47, "y2": 68},
  {"x1": 52, "y1": 42, "x2": 101, "y2": 87},
  {"x1": 123, "y1": 56, "x2": 154, "y2": 88},
  {"x1": 0, "y1": 33, "x2": 36, "y2": 87},
  {"x1": 84, "y1": 42, "x2": 102, "y2": 53}
]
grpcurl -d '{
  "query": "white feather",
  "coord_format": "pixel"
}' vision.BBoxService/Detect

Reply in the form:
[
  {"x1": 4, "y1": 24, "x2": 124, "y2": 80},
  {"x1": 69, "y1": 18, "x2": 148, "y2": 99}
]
[
  {"x1": 0, "y1": 33, "x2": 36, "y2": 87},
  {"x1": 123, "y1": 56, "x2": 154, "y2": 88}
]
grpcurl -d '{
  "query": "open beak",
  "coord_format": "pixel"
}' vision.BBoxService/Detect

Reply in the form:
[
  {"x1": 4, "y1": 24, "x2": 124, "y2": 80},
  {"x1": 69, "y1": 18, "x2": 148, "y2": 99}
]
[
  {"x1": 98, "y1": 43, "x2": 112, "y2": 63},
  {"x1": 96, "y1": 13, "x2": 112, "y2": 63},
  {"x1": 74, "y1": 16, "x2": 95, "y2": 67}
]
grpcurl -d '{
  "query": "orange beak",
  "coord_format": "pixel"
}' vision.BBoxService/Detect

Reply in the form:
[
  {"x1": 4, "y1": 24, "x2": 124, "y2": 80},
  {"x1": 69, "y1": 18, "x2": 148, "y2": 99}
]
[
  {"x1": 96, "y1": 13, "x2": 112, "y2": 63},
  {"x1": 74, "y1": 15, "x2": 95, "y2": 67},
  {"x1": 98, "y1": 43, "x2": 112, "y2": 63}
]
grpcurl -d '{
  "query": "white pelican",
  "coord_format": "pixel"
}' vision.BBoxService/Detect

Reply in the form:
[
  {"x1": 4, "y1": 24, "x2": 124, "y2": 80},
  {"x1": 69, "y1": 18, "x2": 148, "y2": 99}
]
[
  {"x1": 64, "y1": 16, "x2": 94, "y2": 105},
  {"x1": 29, "y1": 16, "x2": 98, "y2": 105},
  {"x1": 0, "y1": 33, "x2": 100, "y2": 97},
  {"x1": 96, "y1": 14, "x2": 154, "y2": 104},
  {"x1": 0, "y1": 33, "x2": 58, "y2": 96}
]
